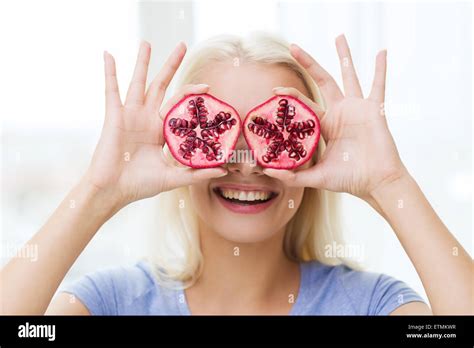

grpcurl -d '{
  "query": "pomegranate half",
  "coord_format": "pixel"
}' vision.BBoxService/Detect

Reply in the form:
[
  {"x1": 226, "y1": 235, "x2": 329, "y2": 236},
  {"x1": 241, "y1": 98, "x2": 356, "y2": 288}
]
[
  {"x1": 163, "y1": 94, "x2": 241, "y2": 168},
  {"x1": 243, "y1": 95, "x2": 320, "y2": 169}
]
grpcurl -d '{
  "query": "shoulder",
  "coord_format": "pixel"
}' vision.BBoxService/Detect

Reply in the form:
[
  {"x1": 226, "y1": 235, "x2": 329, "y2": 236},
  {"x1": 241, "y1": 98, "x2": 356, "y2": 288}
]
[
  {"x1": 59, "y1": 260, "x2": 179, "y2": 315},
  {"x1": 297, "y1": 261, "x2": 425, "y2": 315}
]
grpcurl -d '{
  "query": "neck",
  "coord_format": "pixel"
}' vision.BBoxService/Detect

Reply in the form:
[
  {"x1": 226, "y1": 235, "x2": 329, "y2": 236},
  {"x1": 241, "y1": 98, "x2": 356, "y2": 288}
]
[{"x1": 185, "y1": 219, "x2": 300, "y2": 314}]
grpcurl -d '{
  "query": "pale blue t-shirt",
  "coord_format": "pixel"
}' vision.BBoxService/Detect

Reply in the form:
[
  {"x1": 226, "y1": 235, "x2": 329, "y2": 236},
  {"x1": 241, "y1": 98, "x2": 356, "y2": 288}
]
[{"x1": 60, "y1": 260, "x2": 425, "y2": 315}]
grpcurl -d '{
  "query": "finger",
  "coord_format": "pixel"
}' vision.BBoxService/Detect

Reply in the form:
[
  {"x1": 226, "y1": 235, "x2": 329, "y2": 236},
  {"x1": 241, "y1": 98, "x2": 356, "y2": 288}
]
[
  {"x1": 368, "y1": 50, "x2": 387, "y2": 103},
  {"x1": 146, "y1": 41, "x2": 187, "y2": 110},
  {"x1": 167, "y1": 166, "x2": 228, "y2": 189},
  {"x1": 125, "y1": 41, "x2": 151, "y2": 106},
  {"x1": 263, "y1": 165, "x2": 326, "y2": 189},
  {"x1": 272, "y1": 86, "x2": 326, "y2": 118},
  {"x1": 335, "y1": 34, "x2": 363, "y2": 98},
  {"x1": 290, "y1": 43, "x2": 343, "y2": 104},
  {"x1": 104, "y1": 51, "x2": 122, "y2": 110},
  {"x1": 159, "y1": 83, "x2": 210, "y2": 121}
]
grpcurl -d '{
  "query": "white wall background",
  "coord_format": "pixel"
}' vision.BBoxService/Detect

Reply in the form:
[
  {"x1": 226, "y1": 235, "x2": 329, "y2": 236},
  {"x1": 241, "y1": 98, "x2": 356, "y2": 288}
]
[{"x1": 1, "y1": 0, "x2": 472, "y2": 304}]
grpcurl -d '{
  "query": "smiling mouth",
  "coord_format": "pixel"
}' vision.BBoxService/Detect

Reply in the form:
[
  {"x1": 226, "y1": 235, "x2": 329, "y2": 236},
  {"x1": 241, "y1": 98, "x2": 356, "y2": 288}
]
[{"x1": 213, "y1": 187, "x2": 278, "y2": 206}]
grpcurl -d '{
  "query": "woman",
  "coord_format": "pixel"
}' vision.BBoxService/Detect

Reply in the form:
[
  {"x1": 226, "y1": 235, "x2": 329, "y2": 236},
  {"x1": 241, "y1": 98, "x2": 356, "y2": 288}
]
[{"x1": 1, "y1": 33, "x2": 471, "y2": 315}]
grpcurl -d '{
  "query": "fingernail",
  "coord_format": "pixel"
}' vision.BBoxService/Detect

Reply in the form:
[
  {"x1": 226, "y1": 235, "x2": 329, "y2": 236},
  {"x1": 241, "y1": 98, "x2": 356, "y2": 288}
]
[
  {"x1": 273, "y1": 87, "x2": 284, "y2": 91},
  {"x1": 216, "y1": 170, "x2": 227, "y2": 177},
  {"x1": 197, "y1": 83, "x2": 209, "y2": 88},
  {"x1": 177, "y1": 41, "x2": 187, "y2": 50},
  {"x1": 141, "y1": 40, "x2": 150, "y2": 49},
  {"x1": 290, "y1": 43, "x2": 300, "y2": 50}
]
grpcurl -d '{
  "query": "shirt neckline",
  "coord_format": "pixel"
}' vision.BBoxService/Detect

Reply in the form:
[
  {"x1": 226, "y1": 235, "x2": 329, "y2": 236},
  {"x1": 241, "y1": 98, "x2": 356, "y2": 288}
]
[{"x1": 176, "y1": 261, "x2": 309, "y2": 315}]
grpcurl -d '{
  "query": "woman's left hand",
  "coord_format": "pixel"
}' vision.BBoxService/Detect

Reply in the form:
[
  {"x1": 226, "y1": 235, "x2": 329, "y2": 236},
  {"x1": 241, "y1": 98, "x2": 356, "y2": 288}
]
[
  {"x1": 264, "y1": 35, "x2": 409, "y2": 202},
  {"x1": 265, "y1": 35, "x2": 472, "y2": 316}
]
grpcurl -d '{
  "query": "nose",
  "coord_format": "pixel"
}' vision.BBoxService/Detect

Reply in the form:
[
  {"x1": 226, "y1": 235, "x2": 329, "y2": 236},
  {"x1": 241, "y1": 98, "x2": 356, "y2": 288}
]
[{"x1": 225, "y1": 134, "x2": 264, "y2": 177}]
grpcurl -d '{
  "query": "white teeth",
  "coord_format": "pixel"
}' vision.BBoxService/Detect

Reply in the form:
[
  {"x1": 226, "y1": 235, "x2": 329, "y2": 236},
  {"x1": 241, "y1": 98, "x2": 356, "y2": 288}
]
[{"x1": 218, "y1": 189, "x2": 272, "y2": 202}]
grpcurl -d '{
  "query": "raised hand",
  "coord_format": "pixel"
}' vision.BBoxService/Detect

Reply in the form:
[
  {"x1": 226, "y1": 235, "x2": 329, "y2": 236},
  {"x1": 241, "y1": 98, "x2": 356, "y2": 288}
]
[
  {"x1": 264, "y1": 35, "x2": 408, "y2": 201},
  {"x1": 86, "y1": 41, "x2": 227, "y2": 208}
]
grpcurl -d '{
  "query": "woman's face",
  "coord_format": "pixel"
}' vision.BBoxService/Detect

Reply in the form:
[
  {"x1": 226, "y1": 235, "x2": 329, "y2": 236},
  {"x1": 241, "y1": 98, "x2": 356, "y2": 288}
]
[{"x1": 189, "y1": 62, "x2": 312, "y2": 243}]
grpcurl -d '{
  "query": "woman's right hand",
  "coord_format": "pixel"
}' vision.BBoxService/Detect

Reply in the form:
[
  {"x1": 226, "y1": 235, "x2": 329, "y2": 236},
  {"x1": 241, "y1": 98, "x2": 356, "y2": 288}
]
[{"x1": 85, "y1": 41, "x2": 227, "y2": 209}]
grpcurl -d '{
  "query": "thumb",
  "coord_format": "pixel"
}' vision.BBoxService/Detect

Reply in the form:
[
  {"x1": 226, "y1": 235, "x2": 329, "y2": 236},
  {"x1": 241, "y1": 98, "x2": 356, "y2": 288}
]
[
  {"x1": 168, "y1": 166, "x2": 228, "y2": 189},
  {"x1": 263, "y1": 163, "x2": 326, "y2": 189}
]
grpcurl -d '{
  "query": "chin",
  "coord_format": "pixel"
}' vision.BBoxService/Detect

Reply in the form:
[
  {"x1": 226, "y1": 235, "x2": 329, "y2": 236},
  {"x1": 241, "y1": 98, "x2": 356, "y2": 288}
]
[{"x1": 212, "y1": 219, "x2": 280, "y2": 244}]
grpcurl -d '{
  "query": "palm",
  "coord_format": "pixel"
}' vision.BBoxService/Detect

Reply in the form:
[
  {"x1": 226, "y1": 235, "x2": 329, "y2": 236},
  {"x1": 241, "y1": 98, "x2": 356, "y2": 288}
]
[
  {"x1": 317, "y1": 98, "x2": 401, "y2": 197},
  {"x1": 88, "y1": 105, "x2": 162, "y2": 202}
]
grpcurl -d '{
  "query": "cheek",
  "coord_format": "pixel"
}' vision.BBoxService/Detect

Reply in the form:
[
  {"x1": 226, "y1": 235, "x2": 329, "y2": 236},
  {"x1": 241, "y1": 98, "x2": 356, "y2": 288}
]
[
  {"x1": 278, "y1": 187, "x2": 305, "y2": 219},
  {"x1": 189, "y1": 184, "x2": 213, "y2": 218}
]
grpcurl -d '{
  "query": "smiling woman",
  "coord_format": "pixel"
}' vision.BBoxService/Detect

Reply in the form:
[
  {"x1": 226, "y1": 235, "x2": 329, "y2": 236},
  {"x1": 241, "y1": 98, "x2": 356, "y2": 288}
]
[
  {"x1": 149, "y1": 33, "x2": 353, "y2": 290},
  {"x1": 0, "y1": 30, "x2": 471, "y2": 316}
]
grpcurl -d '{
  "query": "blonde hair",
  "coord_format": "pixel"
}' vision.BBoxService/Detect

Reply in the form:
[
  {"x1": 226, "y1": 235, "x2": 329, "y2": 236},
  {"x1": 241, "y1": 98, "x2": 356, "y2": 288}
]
[{"x1": 148, "y1": 32, "x2": 356, "y2": 289}]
